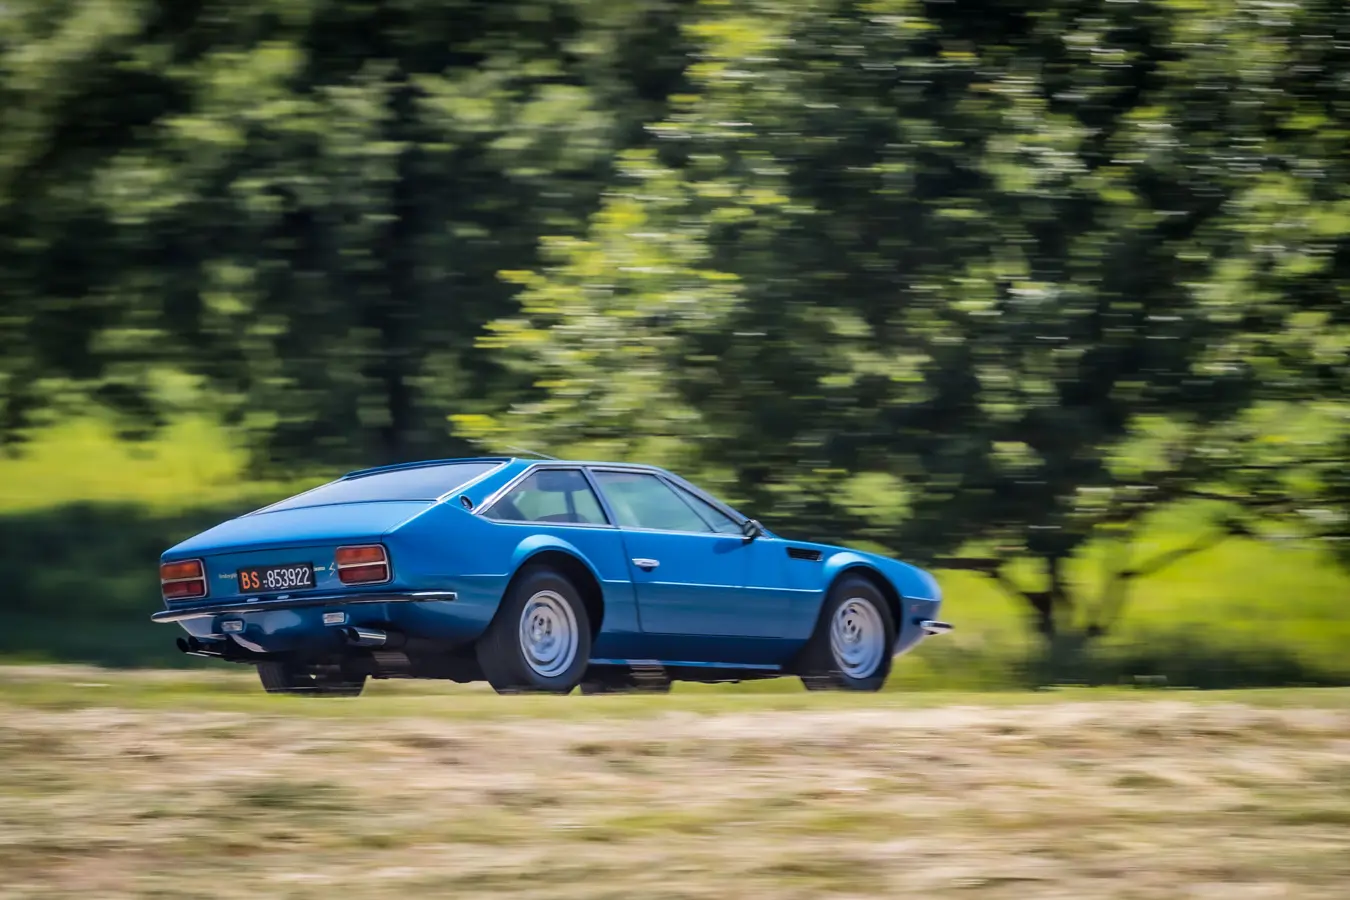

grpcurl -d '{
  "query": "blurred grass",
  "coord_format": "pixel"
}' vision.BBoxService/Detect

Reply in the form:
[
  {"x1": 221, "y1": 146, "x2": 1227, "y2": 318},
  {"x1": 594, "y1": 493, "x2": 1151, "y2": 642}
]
[
  {"x1": 1, "y1": 417, "x2": 1348, "y2": 686},
  {"x1": 1, "y1": 674, "x2": 1347, "y2": 898},
  {"x1": 2, "y1": 665, "x2": 1348, "y2": 718}
]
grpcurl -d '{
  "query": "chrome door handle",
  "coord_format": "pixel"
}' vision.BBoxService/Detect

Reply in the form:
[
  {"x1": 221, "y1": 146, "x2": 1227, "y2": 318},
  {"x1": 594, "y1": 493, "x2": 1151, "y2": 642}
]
[{"x1": 632, "y1": 558, "x2": 659, "y2": 570}]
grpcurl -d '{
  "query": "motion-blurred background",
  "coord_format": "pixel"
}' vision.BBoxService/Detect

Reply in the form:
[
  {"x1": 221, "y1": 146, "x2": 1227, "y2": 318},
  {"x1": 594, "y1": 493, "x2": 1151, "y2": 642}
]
[{"x1": 1, "y1": 0, "x2": 1347, "y2": 688}]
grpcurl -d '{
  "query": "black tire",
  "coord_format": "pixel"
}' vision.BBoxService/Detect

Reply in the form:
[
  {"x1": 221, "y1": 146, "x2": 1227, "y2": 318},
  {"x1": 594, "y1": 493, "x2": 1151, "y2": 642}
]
[
  {"x1": 476, "y1": 566, "x2": 592, "y2": 694},
  {"x1": 796, "y1": 576, "x2": 897, "y2": 692},
  {"x1": 579, "y1": 665, "x2": 672, "y2": 695},
  {"x1": 256, "y1": 661, "x2": 367, "y2": 697}
]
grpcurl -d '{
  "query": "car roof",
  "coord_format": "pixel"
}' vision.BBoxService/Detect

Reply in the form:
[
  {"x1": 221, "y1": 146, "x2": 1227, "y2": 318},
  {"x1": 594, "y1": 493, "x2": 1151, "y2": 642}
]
[{"x1": 341, "y1": 456, "x2": 668, "y2": 480}]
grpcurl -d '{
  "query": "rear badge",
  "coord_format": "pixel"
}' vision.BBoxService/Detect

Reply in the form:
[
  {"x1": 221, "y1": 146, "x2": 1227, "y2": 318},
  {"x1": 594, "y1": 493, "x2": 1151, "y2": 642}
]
[{"x1": 322, "y1": 612, "x2": 347, "y2": 626}]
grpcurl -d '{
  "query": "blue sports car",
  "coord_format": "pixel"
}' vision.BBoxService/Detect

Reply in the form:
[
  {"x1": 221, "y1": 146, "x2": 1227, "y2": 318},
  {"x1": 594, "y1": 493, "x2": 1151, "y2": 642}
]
[{"x1": 154, "y1": 457, "x2": 950, "y2": 695}]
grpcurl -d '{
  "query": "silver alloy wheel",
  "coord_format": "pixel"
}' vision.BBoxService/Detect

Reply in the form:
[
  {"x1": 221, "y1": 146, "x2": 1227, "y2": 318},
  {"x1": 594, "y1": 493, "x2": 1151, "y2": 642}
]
[
  {"x1": 518, "y1": 589, "x2": 580, "y2": 678},
  {"x1": 829, "y1": 598, "x2": 885, "y2": 679}
]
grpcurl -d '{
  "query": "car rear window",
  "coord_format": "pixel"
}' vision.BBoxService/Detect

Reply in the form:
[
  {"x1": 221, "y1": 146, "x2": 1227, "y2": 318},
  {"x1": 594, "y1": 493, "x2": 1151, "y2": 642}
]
[{"x1": 261, "y1": 461, "x2": 501, "y2": 512}]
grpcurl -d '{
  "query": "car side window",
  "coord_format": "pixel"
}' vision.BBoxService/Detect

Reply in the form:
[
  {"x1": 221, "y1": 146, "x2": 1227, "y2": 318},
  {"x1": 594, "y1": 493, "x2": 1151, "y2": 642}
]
[
  {"x1": 672, "y1": 484, "x2": 744, "y2": 534},
  {"x1": 482, "y1": 469, "x2": 608, "y2": 525},
  {"x1": 591, "y1": 471, "x2": 713, "y2": 533}
]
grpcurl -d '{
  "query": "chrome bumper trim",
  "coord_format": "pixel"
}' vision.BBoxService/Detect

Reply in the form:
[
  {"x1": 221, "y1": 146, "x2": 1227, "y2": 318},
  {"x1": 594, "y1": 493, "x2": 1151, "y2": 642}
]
[
  {"x1": 151, "y1": 590, "x2": 457, "y2": 624},
  {"x1": 919, "y1": 619, "x2": 954, "y2": 635}
]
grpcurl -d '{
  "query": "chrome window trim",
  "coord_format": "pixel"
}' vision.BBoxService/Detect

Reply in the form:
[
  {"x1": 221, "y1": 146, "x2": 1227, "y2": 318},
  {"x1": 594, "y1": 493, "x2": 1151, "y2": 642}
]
[
  {"x1": 604, "y1": 525, "x2": 757, "y2": 539},
  {"x1": 482, "y1": 519, "x2": 617, "y2": 531},
  {"x1": 663, "y1": 478, "x2": 745, "y2": 535},
  {"x1": 476, "y1": 461, "x2": 759, "y2": 538},
  {"x1": 474, "y1": 462, "x2": 540, "y2": 514},
  {"x1": 587, "y1": 467, "x2": 748, "y2": 537},
  {"x1": 632, "y1": 466, "x2": 752, "y2": 528},
  {"x1": 433, "y1": 459, "x2": 509, "y2": 503},
  {"x1": 475, "y1": 464, "x2": 615, "y2": 527}
]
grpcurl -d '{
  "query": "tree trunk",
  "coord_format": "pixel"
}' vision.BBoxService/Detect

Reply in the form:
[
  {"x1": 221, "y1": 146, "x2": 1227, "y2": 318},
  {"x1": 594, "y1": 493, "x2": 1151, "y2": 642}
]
[{"x1": 374, "y1": 80, "x2": 419, "y2": 467}]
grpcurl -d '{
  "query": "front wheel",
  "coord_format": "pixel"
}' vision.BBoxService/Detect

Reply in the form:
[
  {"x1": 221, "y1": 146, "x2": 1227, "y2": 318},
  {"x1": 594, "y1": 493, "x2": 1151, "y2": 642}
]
[
  {"x1": 476, "y1": 566, "x2": 592, "y2": 694},
  {"x1": 796, "y1": 577, "x2": 896, "y2": 692},
  {"x1": 256, "y1": 661, "x2": 367, "y2": 697}
]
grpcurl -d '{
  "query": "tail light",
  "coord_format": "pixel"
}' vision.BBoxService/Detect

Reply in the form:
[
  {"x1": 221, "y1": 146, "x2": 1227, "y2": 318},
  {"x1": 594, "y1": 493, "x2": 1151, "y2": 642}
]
[
  {"x1": 161, "y1": 559, "x2": 207, "y2": 600},
  {"x1": 335, "y1": 544, "x2": 390, "y2": 585}
]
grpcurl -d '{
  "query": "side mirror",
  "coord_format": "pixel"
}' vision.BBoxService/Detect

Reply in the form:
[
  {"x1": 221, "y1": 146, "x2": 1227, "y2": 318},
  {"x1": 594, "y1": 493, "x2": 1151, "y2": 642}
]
[{"x1": 741, "y1": 518, "x2": 764, "y2": 540}]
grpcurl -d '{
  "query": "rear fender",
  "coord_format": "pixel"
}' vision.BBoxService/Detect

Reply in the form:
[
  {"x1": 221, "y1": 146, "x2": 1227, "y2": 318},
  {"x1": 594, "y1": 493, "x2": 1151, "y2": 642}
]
[{"x1": 510, "y1": 534, "x2": 604, "y2": 588}]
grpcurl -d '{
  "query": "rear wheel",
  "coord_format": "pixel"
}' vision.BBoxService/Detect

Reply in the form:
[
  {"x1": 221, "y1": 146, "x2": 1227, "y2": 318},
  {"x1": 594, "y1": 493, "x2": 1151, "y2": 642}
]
[
  {"x1": 256, "y1": 661, "x2": 367, "y2": 697},
  {"x1": 477, "y1": 566, "x2": 592, "y2": 694},
  {"x1": 796, "y1": 576, "x2": 896, "y2": 692}
]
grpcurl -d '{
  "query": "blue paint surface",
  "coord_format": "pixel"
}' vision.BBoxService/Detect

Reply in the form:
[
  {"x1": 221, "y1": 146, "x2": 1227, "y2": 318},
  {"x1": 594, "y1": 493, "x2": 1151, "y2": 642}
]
[{"x1": 157, "y1": 458, "x2": 945, "y2": 670}]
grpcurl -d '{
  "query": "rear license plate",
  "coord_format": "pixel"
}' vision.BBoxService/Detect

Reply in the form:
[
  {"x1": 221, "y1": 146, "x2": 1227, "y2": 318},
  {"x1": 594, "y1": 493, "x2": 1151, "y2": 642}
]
[{"x1": 237, "y1": 562, "x2": 315, "y2": 594}]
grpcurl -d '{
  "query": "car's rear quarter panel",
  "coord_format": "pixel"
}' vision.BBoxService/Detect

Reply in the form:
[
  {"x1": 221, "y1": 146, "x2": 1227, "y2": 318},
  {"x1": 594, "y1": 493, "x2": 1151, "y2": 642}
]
[{"x1": 389, "y1": 505, "x2": 642, "y2": 652}]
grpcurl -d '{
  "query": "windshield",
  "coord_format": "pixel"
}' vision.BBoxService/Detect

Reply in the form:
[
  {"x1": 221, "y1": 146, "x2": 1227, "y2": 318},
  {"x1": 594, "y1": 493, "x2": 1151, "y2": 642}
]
[{"x1": 260, "y1": 461, "x2": 501, "y2": 512}]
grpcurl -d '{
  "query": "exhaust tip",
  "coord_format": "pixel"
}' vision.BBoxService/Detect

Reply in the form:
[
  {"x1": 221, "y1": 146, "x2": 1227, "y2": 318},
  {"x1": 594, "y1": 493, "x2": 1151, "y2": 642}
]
[
  {"x1": 177, "y1": 636, "x2": 224, "y2": 657},
  {"x1": 342, "y1": 626, "x2": 389, "y2": 648}
]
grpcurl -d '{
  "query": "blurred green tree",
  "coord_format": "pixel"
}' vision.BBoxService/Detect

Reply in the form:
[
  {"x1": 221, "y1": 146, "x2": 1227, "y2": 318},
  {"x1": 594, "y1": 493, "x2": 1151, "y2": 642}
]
[
  {"x1": 2, "y1": 0, "x2": 1346, "y2": 650},
  {"x1": 0, "y1": 0, "x2": 691, "y2": 468},
  {"x1": 469, "y1": 0, "x2": 1348, "y2": 641}
]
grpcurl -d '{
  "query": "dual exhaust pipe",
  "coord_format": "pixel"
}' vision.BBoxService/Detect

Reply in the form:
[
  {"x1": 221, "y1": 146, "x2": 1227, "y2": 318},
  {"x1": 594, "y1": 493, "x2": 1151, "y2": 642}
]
[
  {"x1": 177, "y1": 636, "x2": 224, "y2": 657},
  {"x1": 176, "y1": 627, "x2": 407, "y2": 654}
]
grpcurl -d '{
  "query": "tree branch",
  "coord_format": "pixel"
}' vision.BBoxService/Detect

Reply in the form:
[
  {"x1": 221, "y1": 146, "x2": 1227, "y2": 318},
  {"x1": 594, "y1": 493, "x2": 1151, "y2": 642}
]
[
  {"x1": 1086, "y1": 530, "x2": 1136, "y2": 637},
  {"x1": 1125, "y1": 528, "x2": 1233, "y2": 581},
  {"x1": 934, "y1": 556, "x2": 1056, "y2": 636},
  {"x1": 1179, "y1": 490, "x2": 1295, "y2": 509}
]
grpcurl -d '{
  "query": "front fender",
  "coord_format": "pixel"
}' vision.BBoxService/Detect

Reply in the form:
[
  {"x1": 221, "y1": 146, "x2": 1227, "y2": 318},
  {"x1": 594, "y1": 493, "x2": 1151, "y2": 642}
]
[
  {"x1": 822, "y1": 551, "x2": 940, "y2": 600},
  {"x1": 821, "y1": 551, "x2": 942, "y2": 656},
  {"x1": 869, "y1": 556, "x2": 941, "y2": 603},
  {"x1": 821, "y1": 551, "x2": 883, "y2": 590}
]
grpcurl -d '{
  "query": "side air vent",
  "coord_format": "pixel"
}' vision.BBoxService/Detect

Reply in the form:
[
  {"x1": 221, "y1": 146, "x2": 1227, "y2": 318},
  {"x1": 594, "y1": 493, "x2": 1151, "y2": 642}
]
[{"x1": 786, "y1": 546, "x2": 823, "y2": 562}]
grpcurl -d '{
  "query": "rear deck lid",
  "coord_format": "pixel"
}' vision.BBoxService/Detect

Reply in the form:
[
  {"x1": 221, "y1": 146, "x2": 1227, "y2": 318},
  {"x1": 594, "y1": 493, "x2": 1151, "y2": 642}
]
[
  {"x1": 165, "y1": 501, "x2": 430, "y2": 557},
  {"x1": 164, "y1": 459, "x2": 504, "y2": 558}
]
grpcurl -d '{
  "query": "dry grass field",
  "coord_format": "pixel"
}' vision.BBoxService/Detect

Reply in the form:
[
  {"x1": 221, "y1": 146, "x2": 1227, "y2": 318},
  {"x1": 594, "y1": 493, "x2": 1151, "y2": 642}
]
[{"x1": 1, "y1": 668, "x2": 1348, "y2": 899}]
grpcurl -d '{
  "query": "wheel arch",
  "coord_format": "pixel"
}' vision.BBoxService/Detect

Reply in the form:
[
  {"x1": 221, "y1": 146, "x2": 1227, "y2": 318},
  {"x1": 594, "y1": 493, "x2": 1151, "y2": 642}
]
[
  {"x1": 807, "y1": 548, "x2": 905, "y2": 639},
  {"x1": 830, "y1": 564, "x2": 904, "y2": 633},
  {"x1": 789, "y1": 561, "x2": 904, "y2": 685},
  {"x1": 507, "y1": 543, "x2": 605, "y2": 638}
]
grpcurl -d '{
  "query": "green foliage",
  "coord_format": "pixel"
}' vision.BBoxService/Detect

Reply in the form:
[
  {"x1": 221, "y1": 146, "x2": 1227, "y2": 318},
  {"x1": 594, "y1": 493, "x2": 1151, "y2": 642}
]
[
  {"x1": 0, "y1": 0, "x2": 1347, "y2": 667},
  {"x1": 0, "y1": 0, "x2": 692, "y2": 468},
  {"x1": 475, "y1": 0, "x2": 1350, "y2": 636},
  {"x1": 2, "y1": 420, "x2": 1347, "y2": 689}
]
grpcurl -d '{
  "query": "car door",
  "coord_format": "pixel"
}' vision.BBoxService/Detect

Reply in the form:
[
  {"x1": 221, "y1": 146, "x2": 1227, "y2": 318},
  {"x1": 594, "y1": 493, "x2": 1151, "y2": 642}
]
[
  {"x1": 666, "y1": 482, "x2": 802, "y2": 640},
  {"x1": 589, "y1": 469, "x2": 780, "y2": 640}
]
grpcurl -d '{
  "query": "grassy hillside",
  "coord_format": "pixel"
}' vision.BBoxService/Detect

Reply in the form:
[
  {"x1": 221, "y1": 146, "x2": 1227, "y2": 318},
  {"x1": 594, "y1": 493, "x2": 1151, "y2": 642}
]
[{"x1": 1, "y1": 419, "x2": 1348, "y2": 686}]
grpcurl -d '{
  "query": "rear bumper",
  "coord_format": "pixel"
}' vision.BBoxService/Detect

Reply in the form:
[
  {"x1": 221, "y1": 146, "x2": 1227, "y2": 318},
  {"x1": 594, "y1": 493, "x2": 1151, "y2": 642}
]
[{"x1": 150, "y1": 590, "x2": 458, "y2": 623}]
